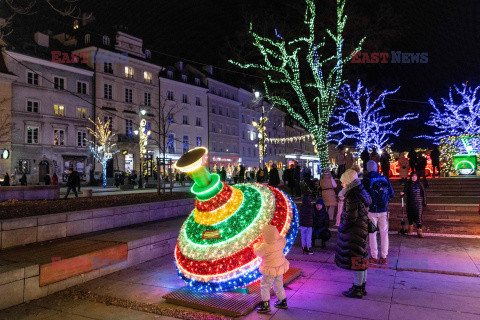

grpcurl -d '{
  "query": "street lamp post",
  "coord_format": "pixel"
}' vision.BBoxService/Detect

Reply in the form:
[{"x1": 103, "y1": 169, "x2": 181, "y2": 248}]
[{"x1": 252, "y1": 105, "x2": 268, "y2": 166}]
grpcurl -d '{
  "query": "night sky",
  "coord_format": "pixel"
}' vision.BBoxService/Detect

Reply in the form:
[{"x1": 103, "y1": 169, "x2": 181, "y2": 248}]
[{"x1": 16, "y1": 0, "x2": 480, "y2": 151}]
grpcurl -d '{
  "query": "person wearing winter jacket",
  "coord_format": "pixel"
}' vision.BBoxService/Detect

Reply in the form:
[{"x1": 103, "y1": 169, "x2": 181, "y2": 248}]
[
  {"x1": 254, "y1": 224, "x2": 289, "y2": 313},
  {"x1": 362, "y1": 161, "x2": 394, "y2": 264},
  {"x1": 335, "y1": 169, "x2": 372, "y2": 299},
  {"x1": 380, "y1": 149, "x2": 391, "y2": 179},
  {"x1": 360, "y1": 148, "x2": 370, "y2": 171},
  {"x1": 320, "y1": 170, "x2": 338, "y2": 220},
  {"x1": 415, "y1": 153, "x2": 429, "y2": 188},
  {"x1": 407, "y1": 148, "x2": 417, "y2": 173},
  {"x1": 268, "y1": 165, "x2": 280, "y2": 187},
  {"x1": 398, "y1": 152, "x2": 410, "y2": 183},
  {"x1": 430, "y1": 145, "x2": 440, "y2": 177},
  {"x1": 313, "y1": 198, "x2": 331, "y2": 248},
  {"x1": 401, "y1": 172, "x2": 427, "y2": 238},
  {"x1": 299, "y1": 194, "x2": 314, "y2": 254}
]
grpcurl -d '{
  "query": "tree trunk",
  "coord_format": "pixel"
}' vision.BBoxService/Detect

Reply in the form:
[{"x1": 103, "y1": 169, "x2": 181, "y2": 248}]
[{"x1": 315, "y1": 130, "x2": 330, "y2": 174}]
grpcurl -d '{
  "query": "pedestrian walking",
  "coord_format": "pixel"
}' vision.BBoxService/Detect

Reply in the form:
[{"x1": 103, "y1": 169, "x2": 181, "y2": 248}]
[
  {"x1": 407, "y1": 148, "x2": 417, "y2": 173},
  {"x1": 335, "y1": 169, "x2": 372, "y2": 299},
  {"x1": 313, "y1": 198, "x2": 331, "y2": 248},
  {"x1": 336, "y1": 147, "x2": 346, "y2": 178},
  {"x1": 268, "y1": 164, "x2": 280, "y2": 187},
  {"x1": 299, "y1": 194, "x2": 314, "y2": 255},
  {"x1": 2, "y1": 172, "x2": 10, "y2": 186},
  {"x1": 255, "y1": 225, "x2": 289, "y2": 313},
  {"x1": 430, "y1": 145, "x2": 441, "y2": 177},
  {"x1": 20, "y1": 173, "x2": 27, "y2": 186},
  {"x1": 320, "y1": 170, "x2": 338, "y2": 220},
  {"x1": 398, "y1": 152, "x2": 410, "y2": 184},
  {"x1": 51, "y1": 172, "x2": 59, "y2": 185},
  {"x1": 283, "y1": 164, "x2": 295, "y2": 196},
  {"x1": 220, "y1": 167, "x2": 227, "y2": 182},
  {"x1": 64, "y1": 169, "x2": 80, "y2": 199},
  {"x1": 362, "y1": 160, "x2": 394, "y2": 264},
  {"x1": 239, "y1": 165, "x2": 245, "y2": 183},
  {"x1": 360, "y1": 148, "x2": 370, "y2": 172},
  {"x1": 380, "y1": 149, "x2": 391, "y2": 179},
  {"x1": 416, "y1": 153, "x2": 429, "y2": 188},
  {"x1": 401, "y1": 172, "x2": 427, "y2": 238}
]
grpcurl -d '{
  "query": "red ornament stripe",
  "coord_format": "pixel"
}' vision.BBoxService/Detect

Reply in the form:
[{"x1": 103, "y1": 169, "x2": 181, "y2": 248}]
[
  {"x1": 176, "y1": 187, "x2": 290, "y2": 277},
  {"x1": 195, "y1": 183, "x2": 232, "y2": 212}
]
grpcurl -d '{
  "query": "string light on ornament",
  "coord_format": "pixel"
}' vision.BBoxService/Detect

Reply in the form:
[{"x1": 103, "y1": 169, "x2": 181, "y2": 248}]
[
  {"x1": 265, "y1": 134, "x2": 315, "y2": 144},
  {"x1": 229, "y1": 0, "x2": 365, "y2": 170},
  {"x1": 329, "y1": 80, "x2": 418, "y2": 151},
  {"x1": 193, "y1": 186, "x2": 244, "y2": 225}
]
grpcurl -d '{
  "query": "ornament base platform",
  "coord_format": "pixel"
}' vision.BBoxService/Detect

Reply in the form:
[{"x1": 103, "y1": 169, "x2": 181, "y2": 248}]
[{"x1": 163, "y1": 267, "x2": 301, "y2": 317}]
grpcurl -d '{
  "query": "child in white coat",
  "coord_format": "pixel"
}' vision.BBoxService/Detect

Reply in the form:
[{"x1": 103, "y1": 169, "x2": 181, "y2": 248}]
[{"x1": 254, "y1": 224, "x2": 290, "y2": 313}]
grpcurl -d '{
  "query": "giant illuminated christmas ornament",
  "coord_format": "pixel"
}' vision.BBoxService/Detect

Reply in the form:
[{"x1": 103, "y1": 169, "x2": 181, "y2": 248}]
[{"x1": 173, "y1": 147, "x2": 299, "y2": 292}]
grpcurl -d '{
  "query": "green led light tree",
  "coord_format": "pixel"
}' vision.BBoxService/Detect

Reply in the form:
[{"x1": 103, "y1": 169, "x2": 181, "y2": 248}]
[{"x1": 230, "y1": 0, "x2": 364, "y2": 170}]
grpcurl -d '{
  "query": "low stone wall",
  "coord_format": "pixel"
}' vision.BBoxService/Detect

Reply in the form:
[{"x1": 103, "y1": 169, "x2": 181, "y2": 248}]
[
  {"x1": 0, "y1": 185, "x2": 60, "y2": 202},
  {"x1": 0, "y1": 198, "x2": 194, "y2": 249}
]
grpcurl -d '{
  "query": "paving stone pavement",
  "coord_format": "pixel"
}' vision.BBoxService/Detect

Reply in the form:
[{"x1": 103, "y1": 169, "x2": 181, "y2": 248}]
[{"x1": 1, "y1": 233, "x2": 479, "y2": 320}]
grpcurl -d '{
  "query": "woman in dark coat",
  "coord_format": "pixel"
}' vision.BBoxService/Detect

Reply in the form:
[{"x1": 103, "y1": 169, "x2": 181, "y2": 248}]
[
  {"x1": 401, "y1": 172, "x2": 427, "y2": 238},
  {"x1": 335, "y1": 169, "x2": 372, "y2": 299},
  {"x1": 268, "y1": 165, "x2": 280, "y2": 187},
  {"x1": 312, "y1": 198, "x2": 331, "y2": 248}
]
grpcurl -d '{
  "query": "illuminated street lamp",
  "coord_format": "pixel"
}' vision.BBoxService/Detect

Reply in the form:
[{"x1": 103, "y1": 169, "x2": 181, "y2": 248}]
[{"x1": 252, "y1": 105, "x2": 268, "y2": 165}]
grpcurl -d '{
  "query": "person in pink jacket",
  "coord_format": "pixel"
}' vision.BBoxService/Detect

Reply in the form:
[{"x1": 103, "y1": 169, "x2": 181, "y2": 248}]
[{"x1": 254, "y1": 224, "x2": 290, "y2": 313}]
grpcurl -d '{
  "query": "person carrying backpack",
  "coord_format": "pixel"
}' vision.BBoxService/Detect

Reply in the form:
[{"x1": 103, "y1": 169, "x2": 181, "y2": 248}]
[{"x1": 362, "y1": 160, "x2": 394, "y2": 264}]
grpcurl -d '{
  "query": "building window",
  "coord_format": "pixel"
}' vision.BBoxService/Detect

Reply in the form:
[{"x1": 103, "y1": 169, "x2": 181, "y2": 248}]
[
  {"x1": 183, "y1": 136, "x2": 189, "y2": 153},
  {"x1": 104, "y1": 116, "x2": 113, "y2": 131},
  {"x1": 196, "y1": 137, "x2": 201, "y2": 147},
  {"x1": 26, "y1": 127, "x2": 39, "y2": 144},
  {"x1": 77, "y1": 107, "x2": 87, "y2": 118},
  {"x1": 182, "y1": 115, "x2": 189, "y2": 125},
  {"x1": 242, "y1": 131, "x2": 245, "y2": 140},
  {"x1": 211, "y1": 105, "x2": 216, "y2": 114},
  {"x1": 218, "y1": 89, "x2": 222, "y2": 97},
  {"x1": 124, "y1": 66, "x2": 134, "y2": 79},
  {"x1": 181, "y1": 75, "x2": 187, "y2": 82},
  {"x1": 195, "y1": 78, "x2": 200, "y2": 86},
  {"x1": 77, "y1": 131, "x2": 87, "y2": 147},
  {"x1": 213, "y1": 141, "x2": 216, "y2": 152},
  {"x1": 144, "y1": 71, "x2": 152, "y2": 83},
  {"x1": 54, "y1": 77, "x2": 65, "y2": 90},
  {"x1": 102, "y1": 35, "x2": 110, "y2": 45},
  {"x1": 144, "y1": 92, "x2": 151, "y2": 106},
  {"x1": 104, "y1": 84, "x2": 112, "y2": 99},
  {"x1": 167, "y1": 134, "x2": 175, "y2": 153},
  {"x1": 125, "y1": 119, "x2": 133, "y2": 135},
  {"x1": 104, "y1": 62, "x2": 113, "y2": 74},
  {"x1": 182, "y1": 94, "x2": 188, "y2": 104},
  {"x1": 219, "y1": 124, "x2": 223, "y2": 133},
  {"x1": 226, "y1": 108, "x2": 230, "y2": 117},
  {"x1": 219, "y1": 107, "x2": 222, "y2": 116},
  {"x1": 212, "y1": 122, "x2": 216, "y2": 133},
  {"x1": 196, "y1": 117, "x2": 201, "y2": 126},
  {"x1": 54, "y1": 104, "x2": 65, "y2": 116},
  {"x1": 76, "y1": 81, "x2": 88, "y2": 94},
  {"x1": 84, "y1": 34, "x2": 90, "y2": 44},
  {"x1": 26, "y1": 99, "x2": 39, "y2": 113},
  {"x1": 167, "y1": 113, "x2": 174, "y2": 123},
  {"x1": 27, "y1": 72, "x2": 39, "y2": 85},
  {"x1": 53, "y1": 129, "x2": 65, "y2": 145},
  {"x1": 167, "y1": 91, "x2": 174, "y2": 101},
  {"x1": 125, "y1": 88, "x2": 133, "y2": 103},
  {"x1": 195, "y1": 97, "x2": 201, "y2": 106},
  {"x1": 226, "y1": 126, "x2": 230, "y2": 135},
  {"x1": 167, "y1": 70, "x2": 173, "y2": 78}
]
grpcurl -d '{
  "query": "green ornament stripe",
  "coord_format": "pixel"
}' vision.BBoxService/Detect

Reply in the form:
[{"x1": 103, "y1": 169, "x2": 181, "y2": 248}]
[
  {"x1": 178, "y1": 183, "x2": 275, "y2": 261},
  {"x1": 184, "y1": 185, "x2": 261, "y2": 245}
]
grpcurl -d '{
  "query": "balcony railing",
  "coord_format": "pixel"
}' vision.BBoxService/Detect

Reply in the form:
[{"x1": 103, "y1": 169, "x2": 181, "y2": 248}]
[{"x1": 117, "y1": 134, "x2": 139, "y2": 143}]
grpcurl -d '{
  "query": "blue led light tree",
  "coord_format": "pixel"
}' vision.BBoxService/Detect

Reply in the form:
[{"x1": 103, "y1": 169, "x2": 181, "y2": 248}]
[
  {"x1": 421, "y1": 83, "x2": 480, "y2": 142},
  {"x1": 329, "y1": 80, "x2": 418, "y2": 151}
]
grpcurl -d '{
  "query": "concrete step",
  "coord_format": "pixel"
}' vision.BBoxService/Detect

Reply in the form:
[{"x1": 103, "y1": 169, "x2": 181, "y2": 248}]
[{"x1": 0, "y1": 217, "x2": 183, "y2": 310}]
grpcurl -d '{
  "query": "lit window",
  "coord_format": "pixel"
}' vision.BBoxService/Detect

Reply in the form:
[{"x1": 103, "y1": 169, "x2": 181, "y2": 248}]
[
  {"x1": 125, "y1": 119, "x2": 133, "y2": 136},
  {"x1": 54, "y1": 104, "x2": 65, "y2": 116},
  {"x1": 53, "y1": 129, "x2": 65, "y2": 145},
  {"x1": 167, "y1": 134, "x2": 175, "y2": 153},
  {"x1": 54, "y1": 77, "x2": 65, "y2": 90},
  {"x1": 77, "y1": 107, "x2": 87, "y2": 118},
  {"x1": 124, "y1": 66, "x2": 134, "y2": 79},
  {"x1": 77, "y1": 131, "x2": 87, "y2": 147},
  {"x1": 167, "y1": 113, "x2": 174, "y2": 123},
  {"x1": 26, "y1": 99, "x2": 39, "y2": 113},
  {"x1": 27, "y1": 72, "x2": 39, "y2": 85},
  {"x1": 26, "y1": 127, "x2": 39, "y2": 144},
  {"x1": 196, "y1": 137, "x2": 201, "y2": 147},
  {"x1": 144, "y1": 71, "x2": 152, "y2": 83}
]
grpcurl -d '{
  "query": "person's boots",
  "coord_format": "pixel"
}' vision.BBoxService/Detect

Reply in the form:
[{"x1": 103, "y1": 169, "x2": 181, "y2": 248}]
[
  {"x1": 302, "y1": 247, "x2": 307, "y2": 254},
  {"x1": 257, "y1": 301, "x2": 271, "y2": 314},
  {"x1": 307, "y1": 247, "x2": 314, "y2": 255},
  {"x1": 360, "y1": 282, "x2": 367, "y2": 296},
  {"x1": 417, "y1": 229, "x2": 425, "y2": 238},
  {"x1": 408, "y1": 225, "x2": 414, "y2": 235},
  {"x1": 274, "y1": 298, "x2": 288, "y2": 309},
  {"x1": 342, "y1": 284, "x2": 363, "y2": 299}
]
